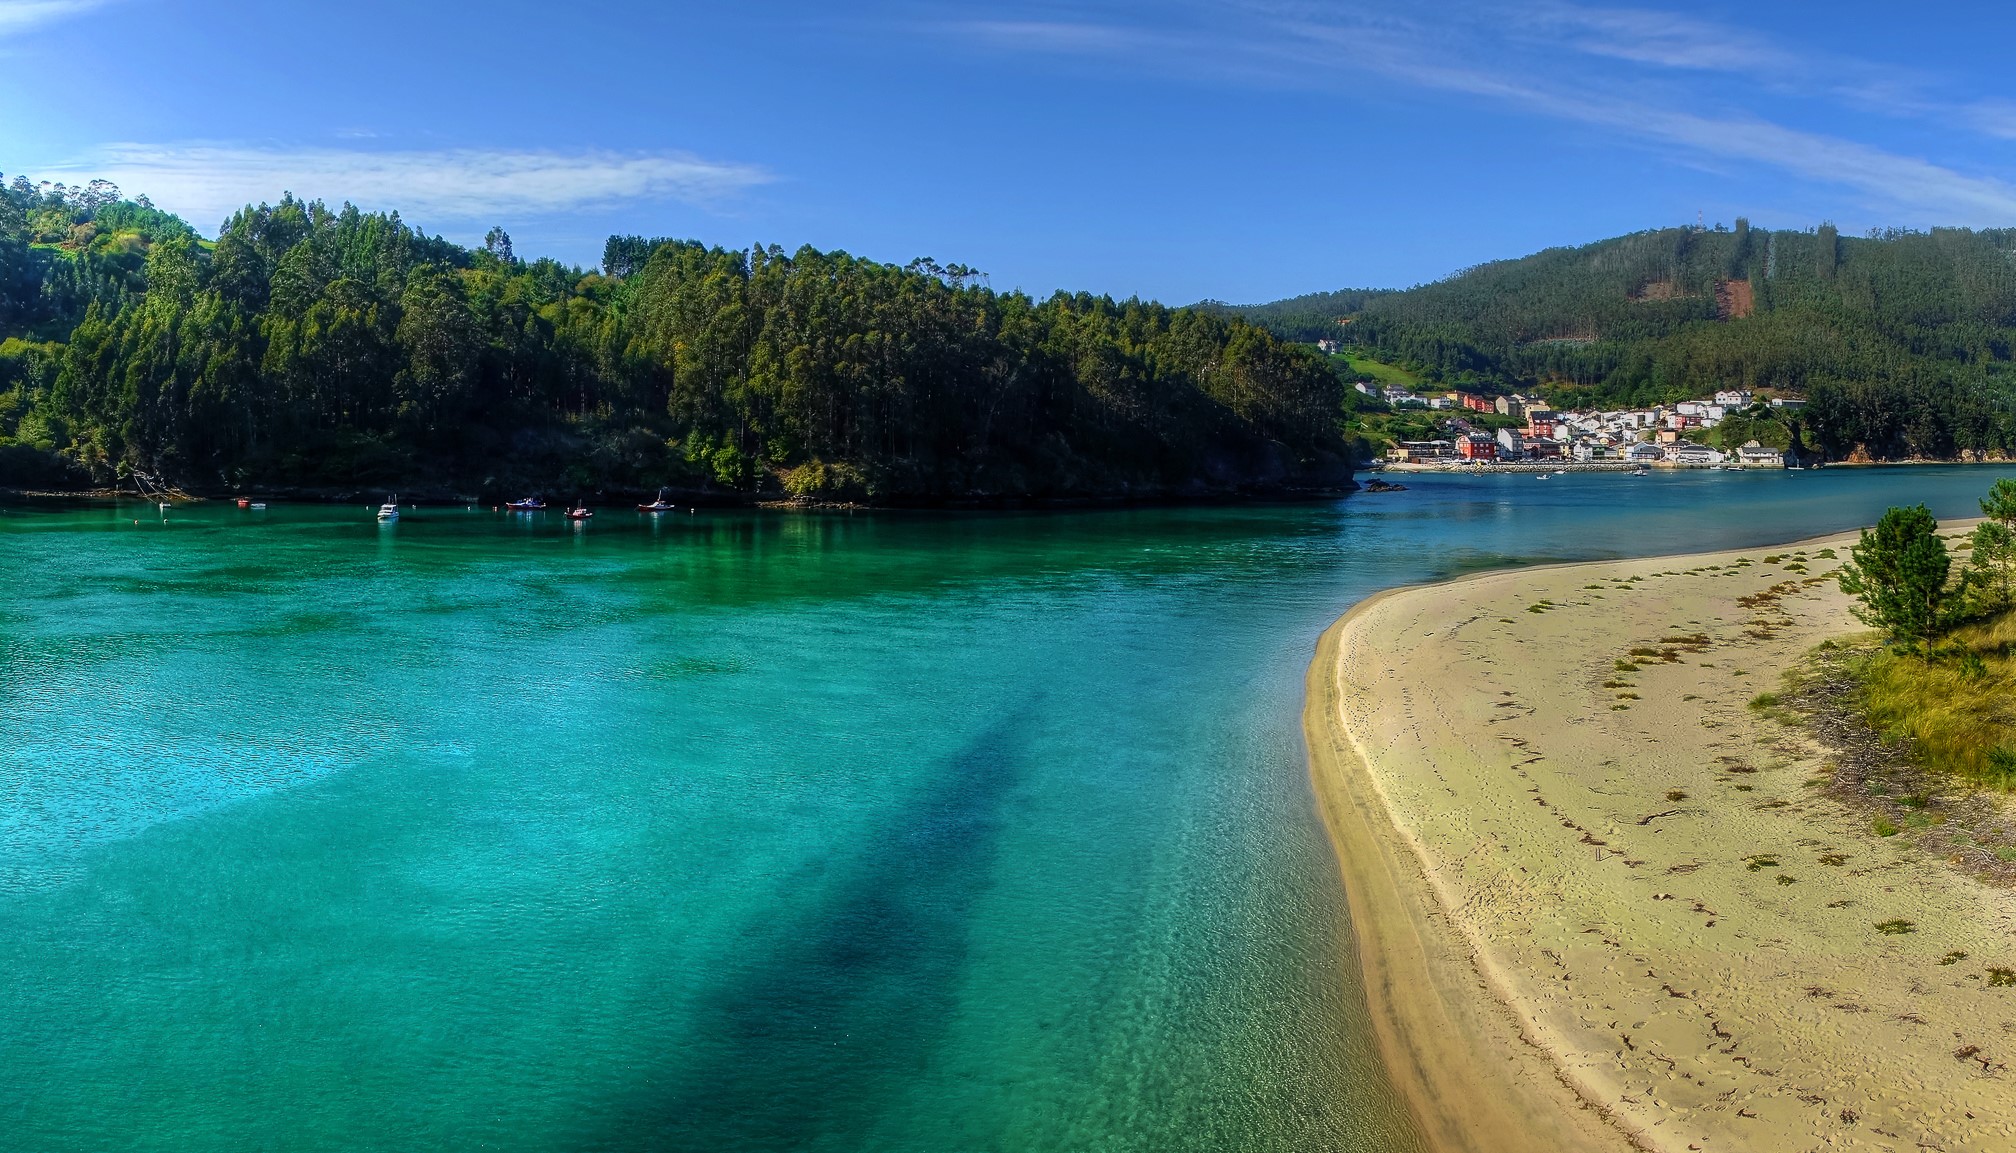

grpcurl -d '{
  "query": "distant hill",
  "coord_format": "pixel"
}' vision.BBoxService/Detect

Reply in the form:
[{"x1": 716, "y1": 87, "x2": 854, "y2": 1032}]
[
  {"x1": 0, "y1": 175, "x2": 1350, "y2": 503},
  {"x1": 1193, "y1": 289, "x2": 1392, "y2": 343},
  {"x1": 1227, "y1": 222, "x2": 2016, "y2": 461}
]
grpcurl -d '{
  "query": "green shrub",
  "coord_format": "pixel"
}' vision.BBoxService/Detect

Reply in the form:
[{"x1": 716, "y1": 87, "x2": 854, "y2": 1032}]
[
  {"x1": 781, "y1": 459, "x2": 870, "y2": 502},
  {"x1": 1837, "y1": 505, "x2": 1950, "y2": 641}
]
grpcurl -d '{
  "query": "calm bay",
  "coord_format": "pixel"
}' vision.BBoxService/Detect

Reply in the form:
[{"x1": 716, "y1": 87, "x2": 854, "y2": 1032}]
[{"x1": 3, "y1": 466, "x2": 2011, "y2": 1151}]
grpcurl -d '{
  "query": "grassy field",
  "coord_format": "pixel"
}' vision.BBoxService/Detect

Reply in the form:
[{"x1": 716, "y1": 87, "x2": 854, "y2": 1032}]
[
  {"x1": 1847, "y1": 610, "x2": 2016, "y2": 786},
  {"x1": 1332, "y1": 353, "x2": 1425, "y2": 388}
]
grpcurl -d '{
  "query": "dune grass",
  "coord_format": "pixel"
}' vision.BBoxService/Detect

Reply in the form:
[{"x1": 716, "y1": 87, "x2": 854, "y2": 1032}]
[{"x1": 1849, "y1": 610, "x2": 2016, "y2": 787}]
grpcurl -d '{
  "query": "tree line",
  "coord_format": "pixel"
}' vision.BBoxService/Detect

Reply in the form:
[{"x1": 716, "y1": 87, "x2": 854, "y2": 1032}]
[{"x1": 0, "y1": 176, "x2": 1350, "y2": 501}]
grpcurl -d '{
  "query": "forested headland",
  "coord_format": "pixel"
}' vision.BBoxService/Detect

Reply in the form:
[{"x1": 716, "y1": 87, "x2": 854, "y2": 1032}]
[
  {"x1": 0, "y1": 175, "x2": 1350, "y2": 503},
  {"x1": 1221, "y1": 221, "x2": 2016, "y2": 461}
]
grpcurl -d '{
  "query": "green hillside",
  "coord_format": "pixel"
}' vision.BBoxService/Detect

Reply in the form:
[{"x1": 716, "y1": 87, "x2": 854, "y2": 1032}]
[
  {"x1": 1232, "y1": 221, "x2": 2016, "y2": 460},
  {"x1": 0, "y1": 175, "x2": 1350, "y2": 502}
]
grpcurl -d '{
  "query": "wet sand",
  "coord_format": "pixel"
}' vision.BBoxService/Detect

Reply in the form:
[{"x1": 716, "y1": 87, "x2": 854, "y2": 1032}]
[{"x1": 1307, "y1": 532, "x2": 2016, "y2": 1152}]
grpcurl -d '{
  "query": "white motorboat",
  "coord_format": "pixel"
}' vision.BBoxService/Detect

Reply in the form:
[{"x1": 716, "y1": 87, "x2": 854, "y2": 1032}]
[{"x1": 377, "y1": 496, "x2": 400, "y2": 521}]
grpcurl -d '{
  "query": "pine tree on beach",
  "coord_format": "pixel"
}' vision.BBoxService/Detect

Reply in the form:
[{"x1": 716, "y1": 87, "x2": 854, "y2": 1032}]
[{"x1": 1838, "y1": 504, "x2": 1950, "y2": 642}]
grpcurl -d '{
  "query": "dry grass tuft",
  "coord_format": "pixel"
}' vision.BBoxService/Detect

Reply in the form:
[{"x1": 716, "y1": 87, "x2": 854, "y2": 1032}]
[{"x1": 1854, "y1": 611, "x2": 2016, "y2": 786}]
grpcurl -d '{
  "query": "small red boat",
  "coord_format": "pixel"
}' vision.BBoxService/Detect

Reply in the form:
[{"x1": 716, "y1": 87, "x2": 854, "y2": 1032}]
[{"x1": 566, "y1": 506, "x2": 593, "y2": 520}]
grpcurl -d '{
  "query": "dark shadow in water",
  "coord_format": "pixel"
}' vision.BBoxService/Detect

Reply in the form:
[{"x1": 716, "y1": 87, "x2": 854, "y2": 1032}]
[{"x1": 594, "y1": 702, "x2": 1041, "y2": 1152}]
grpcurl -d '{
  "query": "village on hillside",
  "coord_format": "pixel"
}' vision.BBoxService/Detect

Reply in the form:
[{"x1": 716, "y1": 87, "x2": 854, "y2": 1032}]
[{"x1": 1360, "y1": 383, "x2": 1805, "y2": 470}]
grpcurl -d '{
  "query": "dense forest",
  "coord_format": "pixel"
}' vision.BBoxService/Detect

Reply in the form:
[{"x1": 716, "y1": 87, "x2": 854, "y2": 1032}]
[
  {"x1": 1229, "y1": 222, "x2": 2016, "y2": 460},
  {"x1": 0, "y1": 175, "x2": 1350, "y2": 502}
]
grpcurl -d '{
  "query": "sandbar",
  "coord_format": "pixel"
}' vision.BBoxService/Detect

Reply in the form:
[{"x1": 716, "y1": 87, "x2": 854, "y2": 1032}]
[{"x1": 1307, "y1": 532, "x2": 2016, "y2": 1152}]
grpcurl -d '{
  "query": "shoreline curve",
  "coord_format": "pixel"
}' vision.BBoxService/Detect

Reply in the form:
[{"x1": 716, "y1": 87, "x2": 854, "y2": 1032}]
[{"x1": 1305, "y1": 586, "x2": 1639, "y2": 1153}]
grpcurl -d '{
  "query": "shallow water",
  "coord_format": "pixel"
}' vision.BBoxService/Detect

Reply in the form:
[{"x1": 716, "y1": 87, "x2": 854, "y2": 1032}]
[{"x1": 2, "y1": 466, "x2": 2009, "y2": 1151}]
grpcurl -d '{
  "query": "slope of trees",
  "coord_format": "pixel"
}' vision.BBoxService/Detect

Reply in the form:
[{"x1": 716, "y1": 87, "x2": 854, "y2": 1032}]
[
  {"x1": 1194, "y1": 288, "x2": 1392, "y2": 343},
  {"x1": 0, "y1": 176, "x2": 1350, "y2": 502},
  {"x1": 1230, "y1": 221, "x2": 2016, "y2": 460}
]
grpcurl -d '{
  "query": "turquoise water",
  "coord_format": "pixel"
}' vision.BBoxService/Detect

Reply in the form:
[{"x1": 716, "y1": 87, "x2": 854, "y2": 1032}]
[{"x1": 2, "y1": 466, "x2": 2010, "y2": 1152}]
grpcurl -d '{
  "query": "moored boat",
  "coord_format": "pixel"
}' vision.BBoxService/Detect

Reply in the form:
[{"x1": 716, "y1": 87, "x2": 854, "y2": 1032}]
[
  {"x1": 504, "y1": 497, "x2": 546, "y2": 511},
  {"x1": 377, "y1": 496, "x2": 400, "y2": 521},
  {"x1": 637, "y1": 488, "x2": 676, "y2": 513},
  {"x1": 566, "y1": 504, "x2": 593, "y2": 520}
]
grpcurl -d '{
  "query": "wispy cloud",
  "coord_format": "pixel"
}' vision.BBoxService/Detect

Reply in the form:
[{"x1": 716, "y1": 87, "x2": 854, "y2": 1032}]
[
  {"x1": 1511, "y1": 4, "x2": 1802, "y2": 76},
  {"x1": 1548, "y1": 96, "x2": 2016, "y2": 223},
  {"x1": 36, "y1": 143, "x2": 776, "y2": 230},
  {"x1": 0, "y1": 0, "x2": 103, "y2": 36},
  {"x1": 945, "y1": 0, "x2": 2016, "y2": 226}
]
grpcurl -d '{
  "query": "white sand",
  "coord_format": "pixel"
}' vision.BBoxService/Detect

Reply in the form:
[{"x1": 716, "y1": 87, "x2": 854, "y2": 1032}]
[{"x1": 1308, "y1": 533, "x2": 2016, "y2": 1152}]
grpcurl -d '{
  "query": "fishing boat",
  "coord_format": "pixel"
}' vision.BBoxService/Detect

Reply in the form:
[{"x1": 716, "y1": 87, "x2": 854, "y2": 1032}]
[
  {"x1": 1632, "y1": 467, "x2": 1650, "y2": 477},
  {"x1": 377, "y1": 496, "x2": 400, "y2": 522},
  {"x1": 565, "y1": 504, "x2": 593, "y2": 521},
  {"x1": 637, "y1": 488, "x2": 677, "y2": 513},
  {"x1": 504, "y1": 497, "x2": 546, "y2": 511}
]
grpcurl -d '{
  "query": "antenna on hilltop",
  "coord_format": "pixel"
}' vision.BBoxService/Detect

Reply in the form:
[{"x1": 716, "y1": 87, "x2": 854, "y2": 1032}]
[{"x1": 1697, "y1": 208, "x2": 1704, "y2": 232}]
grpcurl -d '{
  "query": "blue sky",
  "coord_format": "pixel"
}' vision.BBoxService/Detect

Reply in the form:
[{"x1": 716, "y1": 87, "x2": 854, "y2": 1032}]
[{"x1": 3, "y1": 1, "x2": 2016, "y2": 303}]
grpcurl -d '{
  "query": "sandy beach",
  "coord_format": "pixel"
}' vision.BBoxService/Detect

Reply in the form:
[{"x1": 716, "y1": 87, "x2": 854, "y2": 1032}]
[{"x1": 1307, "y1": 531, "x2": 2016, "y2": 1152}]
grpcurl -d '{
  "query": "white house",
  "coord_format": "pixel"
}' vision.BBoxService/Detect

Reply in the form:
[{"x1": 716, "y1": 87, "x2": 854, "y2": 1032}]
[
  {"x1": 1496, "y1": 428, "x2": 1526, "y2": 459},
  {"x1": 1736, "y1": 440, "x2": 1786, "y2": 468},
  {"x1": 1669, "y1": 443, "x2": 1725, "y2": 467},
  {"x1": 1386, "y1": 389, "x2": 1426, "y2": 407},
  {"x1": 1770, "y1": 397, "x2": 1808, "y2": 411},
  {"x1": 1355, "y1": 382, "x2": 1383, "y2": 398},
  {"x1": 1623, "y1": 442, "x2": 1666, "y2": 463},
  {"x1": 1715, "y1": 389, "x2": 1754, "y2": 408}
]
